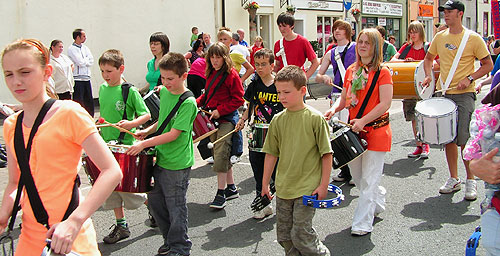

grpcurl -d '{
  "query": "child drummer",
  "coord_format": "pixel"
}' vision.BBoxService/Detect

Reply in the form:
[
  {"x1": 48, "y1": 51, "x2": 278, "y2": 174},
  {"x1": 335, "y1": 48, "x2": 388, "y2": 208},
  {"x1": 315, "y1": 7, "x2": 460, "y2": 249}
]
[
  {"x1": 235, "y1": 48, "x2": 283, "y2": 219},
  {"x1": 126, "y1": 52, "x2": 197, "y2": 256},
  {"x1": 97, "y1": 49, "x2": 151, "y2": 244}
]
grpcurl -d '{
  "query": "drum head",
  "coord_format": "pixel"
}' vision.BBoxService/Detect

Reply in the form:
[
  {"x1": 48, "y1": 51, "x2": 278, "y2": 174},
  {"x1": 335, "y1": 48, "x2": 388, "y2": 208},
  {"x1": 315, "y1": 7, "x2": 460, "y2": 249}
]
[
  {"x1": 414, "y1": 60, "x2": 436, "y2": 100},
  {"x1": 415, "y1": 97, "x2": 457, "y2": 117}
]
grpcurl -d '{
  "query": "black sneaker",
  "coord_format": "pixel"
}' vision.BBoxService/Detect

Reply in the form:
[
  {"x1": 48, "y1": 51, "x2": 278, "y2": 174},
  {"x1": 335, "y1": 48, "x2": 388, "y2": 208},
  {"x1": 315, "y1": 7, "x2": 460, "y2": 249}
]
[
  {"x1": 209, "y1": 195, "x2": 226, "y2": 209},
  {"x1": 156, "y1": 244, "x2": 170, "y2": 255},
  {"x1": 0, "y1": 159, "x2": 6, "y2": 168},
  {"x1": 103, "y1": 224, "x2": 130, "y2": 244},
  {"x1": 145, "y1": 212, "x2": 158, "y2": 228},
  {"x1": 225, "y1": 187, "x2": 239, "y2": 200}
]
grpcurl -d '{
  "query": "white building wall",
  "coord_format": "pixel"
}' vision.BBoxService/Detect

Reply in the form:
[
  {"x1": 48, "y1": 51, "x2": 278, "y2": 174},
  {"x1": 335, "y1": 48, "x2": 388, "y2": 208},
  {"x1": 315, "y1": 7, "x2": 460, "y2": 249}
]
[{"x1": 0, "y1": 0, "x2": 216, "y2": 103}]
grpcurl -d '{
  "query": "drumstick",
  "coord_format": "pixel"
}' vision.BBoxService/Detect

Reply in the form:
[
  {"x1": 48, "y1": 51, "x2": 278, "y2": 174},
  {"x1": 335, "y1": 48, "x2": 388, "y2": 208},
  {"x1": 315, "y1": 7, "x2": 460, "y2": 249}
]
[
  {"x1": 97, "y1": 117, "x2": 135, "y2": 136},
  {"x1": 328, "y1": 83, "x2": 343, "y2": 91},
  {"x1": 435, "y1": 87, "x2": 455, "y2": 94},
  {"x1": 333, "y1": 118, "x2": 367, "y2": 133},
  {"x1": 192, "y1": 128, "x2": 218, "y2": 144},
  {"x1": 107, "y1": 144, "x2": 131, "y2": 149},
  {"x1": 207, "y1": 128, "x2": 238, "y2": 148},
  {"x1": 96, "y1": 124, "x2": 113, "y2": 128},
  {"x1": 199, "y1": 108, "x2": 212, "y2": 115}
]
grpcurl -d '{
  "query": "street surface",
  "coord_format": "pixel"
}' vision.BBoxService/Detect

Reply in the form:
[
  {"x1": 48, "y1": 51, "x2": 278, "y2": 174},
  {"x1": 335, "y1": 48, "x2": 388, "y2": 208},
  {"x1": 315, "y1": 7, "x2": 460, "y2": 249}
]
[{"x1": 0, "y1": 87, "x2": 490, "y2": 255}]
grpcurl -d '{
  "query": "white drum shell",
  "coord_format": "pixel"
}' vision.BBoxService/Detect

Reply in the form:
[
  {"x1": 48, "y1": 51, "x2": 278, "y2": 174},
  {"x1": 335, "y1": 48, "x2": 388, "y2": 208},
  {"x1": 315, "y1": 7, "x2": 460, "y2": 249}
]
[{"x1": 415, "y1": 97, "x2": 457, "y2": 145}]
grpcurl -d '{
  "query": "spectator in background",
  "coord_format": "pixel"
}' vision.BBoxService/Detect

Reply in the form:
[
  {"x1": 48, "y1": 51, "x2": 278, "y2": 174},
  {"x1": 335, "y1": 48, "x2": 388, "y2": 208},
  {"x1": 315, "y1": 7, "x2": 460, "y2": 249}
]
[
  {"x1": 237, "y1": 29, "x2": 249, "y2": 47},
  {"x1": 376, "y1": 26, "x2": 397, "y2": 62},
  {"x1": 389, "y1": 35, "x2": 397, "y2": 50},
  {"x1": 184, "y1": 39, "x2": 205, "y2": 65},
  {"x1": 203, "y1": 33, "x2": 213, "y2": 51},
  {"x1": 190, "y1": 26, "x2": 199, "y2": 47},
  {"x1": 49, "y1": 40, "x2": 74, "y2": 100},
  {"x1": 144, "y1": 32, "x2": 170, "y2": 93},
  {"x1": 250, "y1": 36, "x2": 264, "y2": 68},
  {"x1": 325, "y1": 35, "x2": 336, "y2": 54}
]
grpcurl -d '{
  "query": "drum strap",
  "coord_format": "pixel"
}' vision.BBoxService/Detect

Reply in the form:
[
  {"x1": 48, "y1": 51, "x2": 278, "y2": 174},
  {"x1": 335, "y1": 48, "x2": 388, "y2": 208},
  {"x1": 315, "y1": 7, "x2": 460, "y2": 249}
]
[
  {"x1": 333, "y1": 42, "x2": 351, "y2": 85},
  {"x1": 439, "y1": 28, "x2": 472, "y2": 94},
  {"x1": 147, "y1": 90, "x2": 195, "y2": 140},
  {"x1": 10, "y1": 99, "x2": 79, "y2": 232},
  {"x1": 118, "y1": 82, "x2": 132, "y2": 144},
  {"x1": 355, "y1": 69, "x2": 381, "y2": 119},
  {"x1": 277, "y1": 38, "x2": 288, "y2": 67},
  {"x1": 399, "y1": 42, "x2": 430, "y2": 60}
]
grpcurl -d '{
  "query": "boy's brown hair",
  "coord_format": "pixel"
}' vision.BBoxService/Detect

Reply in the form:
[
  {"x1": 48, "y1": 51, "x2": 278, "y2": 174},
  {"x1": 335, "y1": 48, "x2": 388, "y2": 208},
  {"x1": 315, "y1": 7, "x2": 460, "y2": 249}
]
[
  {"x1": 98, "y1": 49, "x2": 124, "y2": 69},
  {"x1": 254, "y1": 48, "x2": 274, "y2": 64},
  {"x1": 159, "y1": 52, "x2": 188, "y2": 76},
  {"x1": 275, "y1": 65, "x2": 306, "y2": 90}
]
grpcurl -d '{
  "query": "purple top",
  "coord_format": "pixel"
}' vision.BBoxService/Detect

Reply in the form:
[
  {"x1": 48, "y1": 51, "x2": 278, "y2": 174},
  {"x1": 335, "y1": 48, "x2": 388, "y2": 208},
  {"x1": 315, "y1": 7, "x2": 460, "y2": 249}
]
[
  {"x1": 329, "y1": 42, "x2": 356, "y2": 94},
  {"x1": 492, "y1": 69, "x2": 500, "y2": 91}
]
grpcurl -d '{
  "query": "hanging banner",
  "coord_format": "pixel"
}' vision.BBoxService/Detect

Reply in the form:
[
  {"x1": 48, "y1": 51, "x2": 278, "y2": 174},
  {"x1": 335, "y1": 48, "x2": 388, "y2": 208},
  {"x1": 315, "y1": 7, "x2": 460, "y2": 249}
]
[{"x1": 493, "y1": 0, "x2": 500, "y2": 39}]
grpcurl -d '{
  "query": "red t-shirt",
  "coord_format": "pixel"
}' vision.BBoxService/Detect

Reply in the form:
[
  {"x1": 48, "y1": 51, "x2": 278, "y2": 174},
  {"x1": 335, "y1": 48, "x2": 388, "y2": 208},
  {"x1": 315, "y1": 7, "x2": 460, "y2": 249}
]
[
  {"x1": 273, "y1": 34, "x2": 317, "y2": 71},
  {"x1": 196, "y1": 68, "x2": 244, "y2": 116},
  {"x1": 250, "y1": 45, "x2": 263, "y2": 68},
  {"x1": 344, "y1": 66, "x2": 393, "y2": 152},
  {"x1": 397, "y1": 43, "x2": 426, "y2": 60}
]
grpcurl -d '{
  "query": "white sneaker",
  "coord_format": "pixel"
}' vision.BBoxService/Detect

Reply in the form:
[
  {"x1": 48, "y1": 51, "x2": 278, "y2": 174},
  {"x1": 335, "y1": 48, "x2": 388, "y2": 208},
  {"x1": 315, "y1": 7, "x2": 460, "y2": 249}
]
[
  {"x1": 206, "y1": 156, "x2": 214, "y2": 164},
  {"x1": 253, "y1": 205, "x2": 273, "y2": 219},
  {"x1": 349, "y1": 180, "x2": 355, "y2": 185},
  {"x1": 464, "y1": 179, "x2": 478, "y2": 201},
  {"x1": 230, "y1": 155, "x2": 241, "y2": 164},
  {"x1": 439, "y1": 177, "x2": 461, "y2": 194}
]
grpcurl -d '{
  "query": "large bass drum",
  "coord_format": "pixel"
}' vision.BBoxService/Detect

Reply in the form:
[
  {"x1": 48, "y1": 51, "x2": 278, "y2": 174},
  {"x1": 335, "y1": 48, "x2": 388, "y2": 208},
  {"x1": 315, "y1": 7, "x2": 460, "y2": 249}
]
[{"x1": 385, "y1": 61, "x2": 438, "y2": 100}]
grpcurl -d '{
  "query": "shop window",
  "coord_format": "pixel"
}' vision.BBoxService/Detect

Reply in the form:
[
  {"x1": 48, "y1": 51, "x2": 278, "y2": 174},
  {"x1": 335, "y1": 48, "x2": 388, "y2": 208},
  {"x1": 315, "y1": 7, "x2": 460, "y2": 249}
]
[
  {"x1": 361, "y1": 17, "x2": 401, "y2": 47},
  {"x1": 316, "y1": 16, "x2": 338, "y2": 57}
]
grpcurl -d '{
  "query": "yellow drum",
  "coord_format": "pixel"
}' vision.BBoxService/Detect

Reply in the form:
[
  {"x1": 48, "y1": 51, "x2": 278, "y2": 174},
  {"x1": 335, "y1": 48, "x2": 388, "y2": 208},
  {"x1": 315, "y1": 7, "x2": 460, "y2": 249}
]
[{"x1": 384, "y1": 61, "x2": 439, "y2": 100}]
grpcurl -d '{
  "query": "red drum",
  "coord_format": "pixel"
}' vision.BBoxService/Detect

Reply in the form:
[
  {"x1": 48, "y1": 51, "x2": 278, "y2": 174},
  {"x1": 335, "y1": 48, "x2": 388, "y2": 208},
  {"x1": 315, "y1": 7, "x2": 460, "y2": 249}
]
[
  {"x1": 192, "y1": 112, "x2": 218, "y2": 143},
  {"x1": 83, "y1": 146, "x2": 155, "y2": 193}
]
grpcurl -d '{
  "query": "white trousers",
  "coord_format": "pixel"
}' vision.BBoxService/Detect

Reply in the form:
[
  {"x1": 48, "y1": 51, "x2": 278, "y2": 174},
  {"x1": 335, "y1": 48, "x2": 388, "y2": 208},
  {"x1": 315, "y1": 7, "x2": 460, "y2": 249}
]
[{"x1": 348, "y1": 150, "x2": 387, "y2": 232}]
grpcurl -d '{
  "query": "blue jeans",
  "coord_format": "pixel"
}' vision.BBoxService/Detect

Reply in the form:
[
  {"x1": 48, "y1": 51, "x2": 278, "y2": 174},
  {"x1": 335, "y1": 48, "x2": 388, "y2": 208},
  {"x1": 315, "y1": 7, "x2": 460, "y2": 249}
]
[
  {"x1": 148, "y1": 165, "x2": 192, "y2": 255},
  {"x1": 220, "y1": 110, "x2": 243, "y2": 157}
]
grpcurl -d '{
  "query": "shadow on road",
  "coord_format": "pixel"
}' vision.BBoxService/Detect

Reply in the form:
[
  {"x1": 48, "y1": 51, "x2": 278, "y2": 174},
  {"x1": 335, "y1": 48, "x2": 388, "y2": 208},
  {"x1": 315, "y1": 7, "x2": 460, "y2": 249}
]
[
  {"x1": 188, "y1": 202, "x2": 227, "y2": 228},
  {"x1": 200, "y1": 216, "x2": 276, "y2": 253},
  {"x1": 401, "y1": 194, "x2": 479, "y2": 231},
  {"x1": 190, "y1": 164, "x2": 215, "y2": 179},
  {"x1": 383, "y1": 158, "x2": 437, "y2": 179},
  {"x1": 99, "y1": 228, "x2": 159, "y2": 256},
  {"x1": 324, "y1": 227, "x2": 375, "y2": 255}
]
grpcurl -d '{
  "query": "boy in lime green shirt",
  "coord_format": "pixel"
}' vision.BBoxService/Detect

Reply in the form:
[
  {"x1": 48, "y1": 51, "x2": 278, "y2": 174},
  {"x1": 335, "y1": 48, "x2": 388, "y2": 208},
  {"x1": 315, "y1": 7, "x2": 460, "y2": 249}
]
[
  {"x1": 98, "y1": 49, "x2": 151, "y2": 244},
  {"x1": 262, "y1": 65, "x2": 332, "y2": 255},
  {"x1": 127, "y1": 52, "x2": 197, "y2": 256}
]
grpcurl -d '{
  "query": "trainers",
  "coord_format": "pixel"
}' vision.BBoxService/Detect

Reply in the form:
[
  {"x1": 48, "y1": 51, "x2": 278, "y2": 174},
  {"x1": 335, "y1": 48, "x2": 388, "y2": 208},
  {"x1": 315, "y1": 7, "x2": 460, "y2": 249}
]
[
  {"x1": 253, "y1": 205, "x2": 273, "y2": 219},
  {"x1": 420, "y1": 144, "x2": 430, "y2": 159},
  {"x1": 332, "y1": 173, "x2": 346, "y2": 182},
  {"x1": 230, "y1": 155, "x2": 241, "y2": 164},
  {"x1": 349, "y1": 179, "x2": 355, "y2": 185},
  {"x1": 351, "y1": 230, "x2": 369, "y2": 236},
  {"x1": 210, "y1": 194, "x2": 226, "y2": 209},
  {"x1": 206, "y1": 156, "x2": 214, "y2": 164},
  {"x1": 464, "y1": 179, "x2": 478, "y2": 201},
  {"x1": 156, "y1": 244, "x2": 170, "y2": 255},
  {"x1": 439, "y1": 177, "x2": 462, "y2": 194},
  {"x1": 225, "y1": 187, "x2": 240, "y2": 200},
  {"x1": 408, "y1": 146, "x2": 423, "y2": 158},
  {"x1": 103, "y1": 224, "x2": 130, "y2": 244}
]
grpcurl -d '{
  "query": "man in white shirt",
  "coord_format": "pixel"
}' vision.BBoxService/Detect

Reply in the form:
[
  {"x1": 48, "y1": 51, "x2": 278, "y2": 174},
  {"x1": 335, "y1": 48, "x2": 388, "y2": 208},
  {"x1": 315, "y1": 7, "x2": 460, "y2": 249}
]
[
  {"x1": 230, "y1": 33, "x2": 251, "y2": 78},
  {"x1": 67, "y1": 28, "x2": 95, "y2": 117}
]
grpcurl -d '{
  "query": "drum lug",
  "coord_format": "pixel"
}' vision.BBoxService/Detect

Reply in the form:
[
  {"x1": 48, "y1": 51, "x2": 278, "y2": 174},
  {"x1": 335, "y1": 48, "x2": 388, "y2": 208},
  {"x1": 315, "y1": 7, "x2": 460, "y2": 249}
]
[{"x1": 361, "y1": 139, "x2": 368, "y2": 147}]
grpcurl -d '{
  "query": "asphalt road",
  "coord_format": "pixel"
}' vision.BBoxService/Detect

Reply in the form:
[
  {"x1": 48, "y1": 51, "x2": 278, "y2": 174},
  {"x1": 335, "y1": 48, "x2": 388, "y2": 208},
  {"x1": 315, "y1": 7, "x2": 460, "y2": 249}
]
[{"x1": 0, "y1": 89, "x2": 490, "y2": 255}]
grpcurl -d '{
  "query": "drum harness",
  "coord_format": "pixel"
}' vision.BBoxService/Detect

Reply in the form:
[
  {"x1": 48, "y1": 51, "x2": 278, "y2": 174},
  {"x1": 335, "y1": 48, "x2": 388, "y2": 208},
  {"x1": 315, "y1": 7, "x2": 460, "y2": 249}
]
[
  {"x1": 117, "y1": 82, "x2": 133, "y2": 144},
  {"x1": 1, "y1": 99, "x2": 80, "y2": 256},
  {"x1": 352, "y1": 69, "x2": 389, "y2": 129},
  {"x1": 398, "y1": 42, "x2": 430, "y2": 60}
]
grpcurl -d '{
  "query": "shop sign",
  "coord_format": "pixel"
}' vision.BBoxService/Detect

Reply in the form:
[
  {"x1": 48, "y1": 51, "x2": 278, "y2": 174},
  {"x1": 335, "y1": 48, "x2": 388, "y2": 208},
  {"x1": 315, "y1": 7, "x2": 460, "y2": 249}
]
[
  {"x1": 419, "y1": 4, "x2": 433, "y2": 17},
  {"x1": 362, "y1": 0, "x2": 403, "y2": 17},
  {"x1": 378, "y1": 17, "x2": 386, "y2": 26},
  {"x1": 290, "y1": 0, "x2": 344, "y2": 11}
]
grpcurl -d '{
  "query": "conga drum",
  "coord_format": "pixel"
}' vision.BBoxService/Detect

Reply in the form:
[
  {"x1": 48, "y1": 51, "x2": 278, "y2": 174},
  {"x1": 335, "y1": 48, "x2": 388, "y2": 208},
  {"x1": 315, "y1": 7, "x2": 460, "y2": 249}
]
[{"x1": 385, "y1": 61, "x2": 438, "y2": 100}]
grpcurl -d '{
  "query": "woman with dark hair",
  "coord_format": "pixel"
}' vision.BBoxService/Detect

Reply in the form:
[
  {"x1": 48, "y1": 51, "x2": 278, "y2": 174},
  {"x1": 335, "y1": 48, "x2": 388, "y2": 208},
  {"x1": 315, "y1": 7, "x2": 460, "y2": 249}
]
[
  {"x1": 49, "y1": 40, "x2": 74, "y2": 100},
  {"x1": 145, "y1": 32, "x2": 170, "y2": 92},
  {"x1": 184, "y1": 39, "x2": 205, "y2": 65}
]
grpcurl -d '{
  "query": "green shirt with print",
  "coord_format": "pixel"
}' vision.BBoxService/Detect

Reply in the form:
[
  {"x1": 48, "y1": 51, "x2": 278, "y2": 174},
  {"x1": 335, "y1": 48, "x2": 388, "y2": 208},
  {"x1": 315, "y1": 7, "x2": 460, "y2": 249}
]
[
  {"x1": 262, "y1": 105, "x2": 332, "y2": 199},
  {"x1": 155, "y1": 87, "x2": 198, "y2": 170},
  {"x1": 99, "y1": 83, "x2": 150, "y2": 145}
]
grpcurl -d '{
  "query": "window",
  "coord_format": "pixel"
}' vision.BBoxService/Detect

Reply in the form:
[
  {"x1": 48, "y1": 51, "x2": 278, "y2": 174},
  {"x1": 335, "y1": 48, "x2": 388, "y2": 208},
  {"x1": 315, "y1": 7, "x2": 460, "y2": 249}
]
[
  {"x1": 484, "y1": 12, "x2": 489, "y2": 37},
  {"x1": 466, "y1": 17, "x2": 471, "y2": 30},
  {"x1": 316, "y1": 16, "x2": 338, "y2": 57},
  {"x1": 249, "y1": 14, "x2": 272, "y2": 48}
]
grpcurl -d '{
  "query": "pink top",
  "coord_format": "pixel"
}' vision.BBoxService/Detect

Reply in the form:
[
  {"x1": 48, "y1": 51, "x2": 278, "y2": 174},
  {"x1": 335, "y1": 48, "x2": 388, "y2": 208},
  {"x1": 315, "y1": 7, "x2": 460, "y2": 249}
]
[{"x1": 188, "y1": 57, "x2": 206, "y2": 78}]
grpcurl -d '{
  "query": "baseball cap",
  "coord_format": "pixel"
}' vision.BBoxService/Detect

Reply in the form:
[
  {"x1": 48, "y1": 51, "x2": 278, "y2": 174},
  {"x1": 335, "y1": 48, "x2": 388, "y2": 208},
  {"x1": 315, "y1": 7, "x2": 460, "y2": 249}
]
[{"x1": 438, "y1": 0, "x2": 465, "y2": 12}]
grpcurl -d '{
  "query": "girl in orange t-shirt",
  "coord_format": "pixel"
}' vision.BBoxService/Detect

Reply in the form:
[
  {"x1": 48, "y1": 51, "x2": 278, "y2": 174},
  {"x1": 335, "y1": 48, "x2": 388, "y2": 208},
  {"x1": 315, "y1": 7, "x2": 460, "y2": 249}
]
[
  {"x1": 325, "y1": 28, "x2": 393, "y2": 236},
  {"x1": 0, "y1": 39, "x2": 122, "y2": 255}
]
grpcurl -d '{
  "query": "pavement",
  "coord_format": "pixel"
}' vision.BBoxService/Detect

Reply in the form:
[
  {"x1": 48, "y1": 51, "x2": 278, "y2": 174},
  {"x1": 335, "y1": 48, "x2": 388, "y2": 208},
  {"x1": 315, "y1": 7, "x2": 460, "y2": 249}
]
[{"x1": 0, "y1": 84, "x2": 491, "y2": 255}]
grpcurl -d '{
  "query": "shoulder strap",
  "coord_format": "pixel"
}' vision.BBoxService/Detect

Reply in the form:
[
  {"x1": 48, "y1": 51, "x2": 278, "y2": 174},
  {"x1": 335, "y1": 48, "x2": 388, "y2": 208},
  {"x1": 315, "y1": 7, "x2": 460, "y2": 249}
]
[
  {"x1": 424, "y1": 42, "x2": 430, "y2": 53},
  {"x1": 356, "y1": 69, "x2": 381, "y2": 119},
  {"x1": 146, "y1": 90, "x2": 195, "y2": 140},
  {"x1": 10, "y1": 99, "x2": 57, "y2": 230},
  {"x1": 439, "y1": 29, "x2": 472, "y2": 93},
  {"x1": 279, "y1": 38, "x2": 288, "y2": 66},
  {"x1": 383, "y1": 42, "x2": 388, "y2": 59},
  {"x1": 118, "y1": 83, "x2": 132, "y2": 143},
  {"x1": 399, "y1": 43, "x2": 412, "y2": 59},
  {"x1": 201, "y1": 70, "x2": 220, "y2": 108},
  {"x1": 203, "y1": 72, "x2": 229, "y2": 109}
]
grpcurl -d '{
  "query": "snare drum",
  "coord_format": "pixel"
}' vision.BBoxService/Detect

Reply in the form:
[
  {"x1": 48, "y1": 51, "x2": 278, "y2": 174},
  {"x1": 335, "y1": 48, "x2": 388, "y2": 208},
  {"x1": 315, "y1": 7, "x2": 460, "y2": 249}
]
[
  {"x1": 415, "y1": 97, "x2": 457, "y2": 145},
  {"x1": 143, "y1": 90, "x2": 160, "y2": 122},
  {"x1": 192, "y1": 112, "x2": 218, "y2": 143},
  {"x1": 248, "y1": 123, "x2": 269, "y2": 152},
  {"x1": 330, "y1": 125, "x2": 367, "y2": 169},
  {"x1": 82, "y1": 146, "x2": 155, "y2": 193},
  {"x1": 385, "y1": 61, "x2": 438, "y2": 99}
]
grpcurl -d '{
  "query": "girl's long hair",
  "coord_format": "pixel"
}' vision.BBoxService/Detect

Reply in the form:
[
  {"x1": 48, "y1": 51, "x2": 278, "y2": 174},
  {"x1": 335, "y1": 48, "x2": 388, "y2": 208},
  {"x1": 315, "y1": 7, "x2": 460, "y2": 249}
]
[
  {"x1": 205, "y1": 42, "x2": 233, "y2": 77},
  {"x1": 354, "y1": 28, "x2": 384, "y2": 71}
]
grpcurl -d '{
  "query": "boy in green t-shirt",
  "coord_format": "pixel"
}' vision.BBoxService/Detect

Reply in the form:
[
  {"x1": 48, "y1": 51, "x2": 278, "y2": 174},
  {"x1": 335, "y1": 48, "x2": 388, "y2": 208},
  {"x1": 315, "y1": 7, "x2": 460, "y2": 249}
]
[
  {"x1": 262, "y1": 65, "x2": 332, "y2": 255},
  {"x1": 97, "y1": 49, "x2": 151, "y2": 244},
  {"x1": 127, "y1": 52, "x2": 197, "y2": 256},
  {"x1": 190, "y1": 26, "x2": 199, "y2": 47}
]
